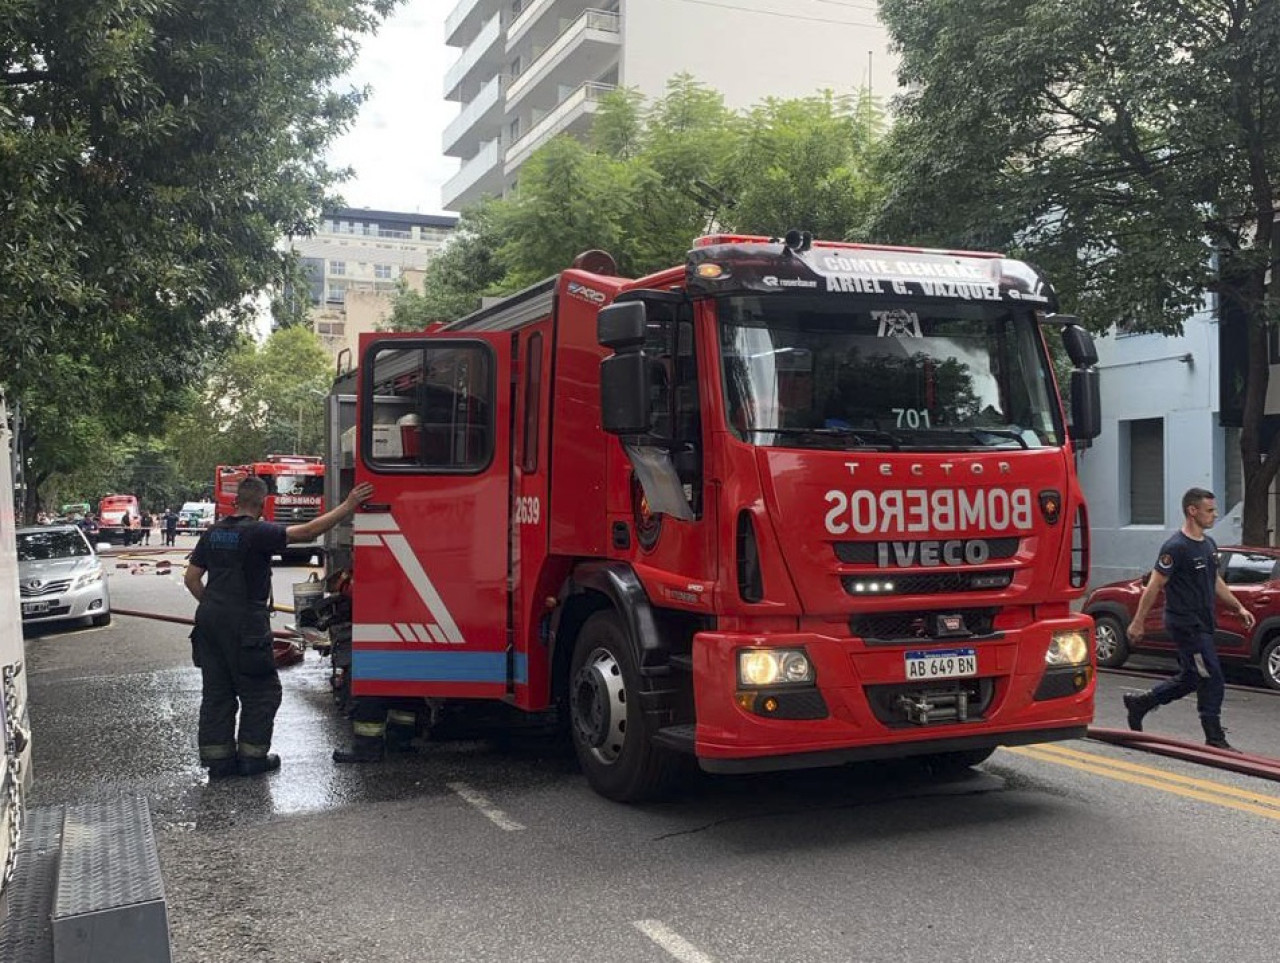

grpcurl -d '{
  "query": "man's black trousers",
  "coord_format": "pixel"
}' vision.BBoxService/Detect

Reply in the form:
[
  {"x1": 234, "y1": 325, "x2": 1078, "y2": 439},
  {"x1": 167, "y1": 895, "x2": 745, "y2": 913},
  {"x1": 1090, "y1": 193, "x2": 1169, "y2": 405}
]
[{"x1": 194, "y1": 601, "x2": 282, "y2": 764}]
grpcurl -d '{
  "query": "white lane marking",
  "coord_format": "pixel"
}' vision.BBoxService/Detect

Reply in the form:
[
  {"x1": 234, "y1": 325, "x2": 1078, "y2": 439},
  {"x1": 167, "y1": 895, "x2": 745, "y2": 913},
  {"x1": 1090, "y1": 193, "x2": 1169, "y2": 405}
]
[
  {"x1": 632, "y1": 921, "x2": 718, "y2": 963},
  {"x1": 446, "y1": 782, "x2": 525, "y2": 831}
]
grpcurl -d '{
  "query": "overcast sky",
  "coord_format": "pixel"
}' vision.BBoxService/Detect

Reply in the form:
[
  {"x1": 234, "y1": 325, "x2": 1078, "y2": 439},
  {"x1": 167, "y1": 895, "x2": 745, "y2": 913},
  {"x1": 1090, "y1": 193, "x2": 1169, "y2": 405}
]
[{"x1": 325, "y1": 0, "x2": 456, "y2": 216}]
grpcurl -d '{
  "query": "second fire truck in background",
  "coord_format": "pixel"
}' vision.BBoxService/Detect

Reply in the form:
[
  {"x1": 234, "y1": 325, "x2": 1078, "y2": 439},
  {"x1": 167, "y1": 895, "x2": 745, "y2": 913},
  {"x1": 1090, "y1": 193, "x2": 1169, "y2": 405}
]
[{"x1": 214, "y1": 455, "x2": 325, "y2": 565}]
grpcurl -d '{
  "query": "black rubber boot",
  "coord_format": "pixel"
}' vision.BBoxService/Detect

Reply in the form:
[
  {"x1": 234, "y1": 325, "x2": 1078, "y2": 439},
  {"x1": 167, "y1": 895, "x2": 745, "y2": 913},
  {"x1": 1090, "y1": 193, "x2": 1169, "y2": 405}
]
[
  {"x1": 238, "y1": 753, "x2": 281, "y2": 776},
  {"x1": 1201, "y1": 717, "x2": 1240, "y2": 752},
  {"x1": 332, "y1": 736, "x2": 385, "y2": 764},
  {"x1": 206, "y1": 758, "x2": 239, "y2": 780},
  {"x1": 1123, "y1": 691, "x2": 1158, "y2": 732}
]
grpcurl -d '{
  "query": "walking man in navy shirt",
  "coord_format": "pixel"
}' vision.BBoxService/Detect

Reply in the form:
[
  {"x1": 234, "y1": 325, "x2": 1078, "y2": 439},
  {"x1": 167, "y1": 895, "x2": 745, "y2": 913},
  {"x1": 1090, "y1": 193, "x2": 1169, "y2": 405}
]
[{"x1": 1123, "y1": 487, "x2": 1255, "y2": 750}]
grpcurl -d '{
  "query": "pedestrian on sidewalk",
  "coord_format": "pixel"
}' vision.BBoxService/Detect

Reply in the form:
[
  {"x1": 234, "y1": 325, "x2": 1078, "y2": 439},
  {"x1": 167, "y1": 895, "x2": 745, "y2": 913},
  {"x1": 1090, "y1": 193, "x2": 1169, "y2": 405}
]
[
  {"x1": 140, "y1": 510, "x2": 152, "y2": 546},
  {"x1": 1123, "y1": 487, "x2": 1255, "y2": 750},
  {"x1": 182, "y1": 476, "x2": 374, "y2": 779}
]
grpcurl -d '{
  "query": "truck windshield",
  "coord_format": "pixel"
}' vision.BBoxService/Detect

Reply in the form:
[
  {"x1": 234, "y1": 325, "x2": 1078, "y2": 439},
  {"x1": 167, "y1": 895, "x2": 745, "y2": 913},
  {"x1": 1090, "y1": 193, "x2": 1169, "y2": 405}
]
[
  {"x1": 718, "y1": 296, "x2": 1064, "y2": 450},
  {"x1": 262, "y1": 474, "x2": 325, "y2": 497}
]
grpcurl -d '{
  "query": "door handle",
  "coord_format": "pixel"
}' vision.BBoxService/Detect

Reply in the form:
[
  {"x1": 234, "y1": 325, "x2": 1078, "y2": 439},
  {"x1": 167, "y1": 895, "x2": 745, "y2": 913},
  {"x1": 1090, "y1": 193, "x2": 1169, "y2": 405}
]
[{"x1": 360, "y1": 503, "x2": 392, "y2": 513}]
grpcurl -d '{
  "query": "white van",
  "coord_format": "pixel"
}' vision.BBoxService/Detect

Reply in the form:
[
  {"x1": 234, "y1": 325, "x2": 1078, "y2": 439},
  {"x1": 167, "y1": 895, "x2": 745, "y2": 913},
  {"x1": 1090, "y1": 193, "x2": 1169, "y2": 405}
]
[{"x1": 177, "y1": 501, "x2": 216, "y2": 533}]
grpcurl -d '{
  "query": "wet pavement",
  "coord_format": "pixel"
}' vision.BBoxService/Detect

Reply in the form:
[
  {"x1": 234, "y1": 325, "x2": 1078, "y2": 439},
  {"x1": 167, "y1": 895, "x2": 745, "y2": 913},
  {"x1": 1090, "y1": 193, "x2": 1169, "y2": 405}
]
[{"x1": 17, "y1": 545, "x2": 1280, "y2": 962}]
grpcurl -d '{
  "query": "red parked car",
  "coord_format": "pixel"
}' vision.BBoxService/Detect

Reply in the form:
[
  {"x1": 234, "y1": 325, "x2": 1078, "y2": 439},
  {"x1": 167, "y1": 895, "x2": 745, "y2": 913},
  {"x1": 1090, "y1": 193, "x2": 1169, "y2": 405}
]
[{"x1": 1084, "y1": 545, "x2": 1280, "y2": 690}]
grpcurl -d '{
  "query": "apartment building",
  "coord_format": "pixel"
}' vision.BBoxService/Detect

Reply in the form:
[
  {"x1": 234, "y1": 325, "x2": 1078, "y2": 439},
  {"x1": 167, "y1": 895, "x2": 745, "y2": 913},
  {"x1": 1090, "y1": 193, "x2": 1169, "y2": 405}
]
[
  {"x1": 293, "y1": 208, "x2": 457, "y2": 358},
  {"x1": 442, "y1": 0, "x2": 897, "y2": 211}
]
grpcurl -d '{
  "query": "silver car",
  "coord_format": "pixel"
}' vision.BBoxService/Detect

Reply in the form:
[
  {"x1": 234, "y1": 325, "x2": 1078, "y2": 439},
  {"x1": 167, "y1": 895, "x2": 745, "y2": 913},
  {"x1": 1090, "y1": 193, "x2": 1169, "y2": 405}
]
[{"x1": 16, "y1": 525, "x2": 111, "y2": 627}]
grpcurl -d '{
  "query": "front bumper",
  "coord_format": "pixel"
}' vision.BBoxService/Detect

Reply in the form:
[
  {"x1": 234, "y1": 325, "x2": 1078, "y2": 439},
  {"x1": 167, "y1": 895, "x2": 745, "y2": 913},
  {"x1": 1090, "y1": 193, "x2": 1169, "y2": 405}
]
[
  {"x1": 20, "y1": 581, "x2": 110, "y2": 625},
  {"x1": 691, "y1": 614, "x2": 1095, "y2": 772}
]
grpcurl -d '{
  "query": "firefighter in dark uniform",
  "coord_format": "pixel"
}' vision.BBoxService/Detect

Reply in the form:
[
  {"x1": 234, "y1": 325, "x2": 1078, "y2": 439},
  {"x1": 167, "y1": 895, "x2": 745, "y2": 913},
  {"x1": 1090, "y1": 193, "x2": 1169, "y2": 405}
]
[
  {"x1": 183, "y1": 475, "x2": 373, "y2": 778},
  {"x1": 1123, "y1": 487, "x2": 1256, "y2": 750}
]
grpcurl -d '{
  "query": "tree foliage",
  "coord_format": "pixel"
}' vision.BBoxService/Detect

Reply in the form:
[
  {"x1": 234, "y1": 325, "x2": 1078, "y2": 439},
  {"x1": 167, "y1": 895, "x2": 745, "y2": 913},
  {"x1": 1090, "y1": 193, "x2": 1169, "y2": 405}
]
[
  {"x1": 873, "y1": 0, "x2": 1280, "y2": 542},
  {"x1": 2, "y1": 0, "x2": 398, "y2": 517},
  {"x1": 389, "y1": 76, "x2": 886, "y2": 330}
]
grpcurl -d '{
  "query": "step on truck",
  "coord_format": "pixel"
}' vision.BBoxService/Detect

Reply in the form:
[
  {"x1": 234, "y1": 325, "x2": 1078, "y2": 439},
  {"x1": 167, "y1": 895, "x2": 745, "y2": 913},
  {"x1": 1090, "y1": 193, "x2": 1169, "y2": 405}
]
[{"x1": 327, "y1": 232, "x2": 1103, "y2": 801}]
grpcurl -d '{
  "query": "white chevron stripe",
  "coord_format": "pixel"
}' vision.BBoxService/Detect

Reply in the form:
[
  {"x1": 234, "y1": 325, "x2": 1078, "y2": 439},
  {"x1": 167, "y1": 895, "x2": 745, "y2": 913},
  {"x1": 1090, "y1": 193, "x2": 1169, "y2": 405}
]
[
  {"x1": 353, "y1": 533, "x2": 384, "y2": 547},
  {"x1": 426, "y1": 624, "x2": 448, "y2": 645},
  {"x1": 353, "y1": 623, "x2": 401, "y2": 643},
  {"x1": 395, "y1": 623, "x2": 413, "y2": 642},
  {"x1": 354, "y1": 513, "x2": 400, "y2": 533},
  {"x1": 383, "y1": 533, "x2": 465, "y2": 644}
]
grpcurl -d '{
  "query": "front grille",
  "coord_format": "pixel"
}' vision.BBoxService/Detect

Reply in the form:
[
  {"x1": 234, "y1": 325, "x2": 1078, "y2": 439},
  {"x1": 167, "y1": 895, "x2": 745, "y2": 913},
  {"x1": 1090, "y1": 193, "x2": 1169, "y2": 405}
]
[
  {"x1": 842, "y1": 570, "x2": 1014, "y2": 595},
  {"x1": 852, "y1": 608, "x2": 997, "y2": 644},
  {"x1": 274, "y1": 505, "x2": 320, "y2": 523},
  {"x1": 835, "y1": 537, "x2": 1019, "y2": 564},
  {"x1": 865, "y1": 677, "x2": 996, "y2": 727},
  {"x1": 20, "y1": 580, "x2": 72, "y2": 598}
]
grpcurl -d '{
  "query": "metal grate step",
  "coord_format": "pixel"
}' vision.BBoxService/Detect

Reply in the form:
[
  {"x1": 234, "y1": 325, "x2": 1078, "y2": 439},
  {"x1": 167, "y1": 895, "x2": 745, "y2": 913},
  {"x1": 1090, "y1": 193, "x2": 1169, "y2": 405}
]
[
  {"x1": 52, "y1": 796, "x2": 171, "y2": 963},
  {"x1": 0, "y1": 806, "x2": 63, "y2": 963}
]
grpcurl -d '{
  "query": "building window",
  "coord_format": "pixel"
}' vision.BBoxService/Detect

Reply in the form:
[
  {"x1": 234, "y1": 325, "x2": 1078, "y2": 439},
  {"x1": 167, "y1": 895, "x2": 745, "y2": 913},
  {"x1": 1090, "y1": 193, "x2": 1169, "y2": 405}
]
[
  {"x1": 1128, "y1": 417, "x2": 1164, "y2": 524},
  {"x1": 326, "y1": 283, "x2": 347, "y2": 304},
  {"x1": 374, "y1": 264, "x2": 393, "y2": 280},
  {"x1": 329, "y1": 260, "x2": 346, "y2": 275},
  {"x1": 1225, "y1": 425, "x2": 1242, "y2": 510}
]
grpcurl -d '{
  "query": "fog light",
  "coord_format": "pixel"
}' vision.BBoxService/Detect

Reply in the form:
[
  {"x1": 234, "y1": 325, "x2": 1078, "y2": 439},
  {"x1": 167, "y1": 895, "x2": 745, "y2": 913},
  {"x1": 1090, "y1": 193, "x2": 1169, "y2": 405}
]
[
  {"x1": 737, "y1": 648, "x2": 814, "y2": 686},
  {"x1": 1046, "y1": 629, "x2": 1089, "y2": 666}
]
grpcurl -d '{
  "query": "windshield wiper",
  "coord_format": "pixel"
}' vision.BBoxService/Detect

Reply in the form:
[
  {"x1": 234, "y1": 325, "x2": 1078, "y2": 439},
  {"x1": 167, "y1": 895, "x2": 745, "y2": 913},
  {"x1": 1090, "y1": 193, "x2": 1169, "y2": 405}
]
[
  {"x1": 933, "y1": 427, "x2": 1031, "y2": 449},
  {"x1": 750, "y1": 426, "x2": 903, "y2": 450}
]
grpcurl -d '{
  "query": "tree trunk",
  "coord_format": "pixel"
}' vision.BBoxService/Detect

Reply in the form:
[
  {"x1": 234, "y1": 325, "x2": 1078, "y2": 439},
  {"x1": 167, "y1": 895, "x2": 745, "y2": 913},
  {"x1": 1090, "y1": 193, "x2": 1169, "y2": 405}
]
[{"x1": 1242, "y1": 461, "x2": 1273, "y2": 545}]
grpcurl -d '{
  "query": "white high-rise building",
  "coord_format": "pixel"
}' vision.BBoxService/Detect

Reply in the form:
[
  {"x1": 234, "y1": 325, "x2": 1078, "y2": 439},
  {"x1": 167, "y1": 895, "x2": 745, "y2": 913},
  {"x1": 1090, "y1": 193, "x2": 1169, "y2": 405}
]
[{"x1": 442, "y1": 0, "x2": 897, "y2": 212}]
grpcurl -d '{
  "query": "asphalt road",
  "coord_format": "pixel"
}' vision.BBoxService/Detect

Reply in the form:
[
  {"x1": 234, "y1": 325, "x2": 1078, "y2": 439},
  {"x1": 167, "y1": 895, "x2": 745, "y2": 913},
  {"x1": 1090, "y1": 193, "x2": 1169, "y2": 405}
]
[{"x1": 18, "y1": 545, "x2": 1280, "y2": 962}]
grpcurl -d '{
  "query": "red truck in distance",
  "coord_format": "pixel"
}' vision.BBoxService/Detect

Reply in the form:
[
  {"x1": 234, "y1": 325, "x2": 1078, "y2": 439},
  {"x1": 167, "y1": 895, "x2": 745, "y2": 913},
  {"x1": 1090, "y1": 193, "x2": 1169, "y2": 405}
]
[
  {"x1": 331, "y1": 231, "x2": 1103, "y2": 801},
  {"x1": 214, "y1": 455, "x2": 326, "y2": 565},
  {"x1": 96, "y1": 494, "x2": 141, "y2": 545}
]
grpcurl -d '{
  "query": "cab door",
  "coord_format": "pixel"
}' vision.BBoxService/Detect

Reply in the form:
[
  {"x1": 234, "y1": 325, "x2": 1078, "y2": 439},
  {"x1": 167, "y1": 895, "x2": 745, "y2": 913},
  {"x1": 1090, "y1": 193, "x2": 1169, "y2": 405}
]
[{"x1": 352, "y1": 332, "x2": 515, "y2": 700}]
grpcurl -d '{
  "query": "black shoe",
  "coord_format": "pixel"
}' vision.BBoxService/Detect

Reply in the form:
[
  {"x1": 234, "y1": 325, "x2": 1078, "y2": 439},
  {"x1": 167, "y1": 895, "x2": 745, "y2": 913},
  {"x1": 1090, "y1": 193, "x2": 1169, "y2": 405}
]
[
  {"x1": 1123, "y1": 692, "x2": 1155, "y2": 732},
  {"x1": 1202, "y1": 718, "x2": 1241, "y2": 752},
  {"x1": 332, "y1": 737, "x2": 384, "y2": 764},
  {"x1": 238, "y1": 753, "x2": 281, "y2": 776},
  {"x1": 206, "y1": 759, "x2": 239, "y2": 780}
]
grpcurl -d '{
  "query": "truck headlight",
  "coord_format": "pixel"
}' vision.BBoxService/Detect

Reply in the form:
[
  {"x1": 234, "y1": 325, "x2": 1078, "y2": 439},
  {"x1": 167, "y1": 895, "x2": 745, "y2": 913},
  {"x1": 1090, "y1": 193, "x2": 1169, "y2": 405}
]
[
  {"x1": 737, "y1": 648, "x2": 814, "y2": 687},
  {"x1": 1045, "y1": 629, "x2": 1089, "y2": 666},
  {"x1": 74, "y1": 568, "x2": 104, "y2": 589}
]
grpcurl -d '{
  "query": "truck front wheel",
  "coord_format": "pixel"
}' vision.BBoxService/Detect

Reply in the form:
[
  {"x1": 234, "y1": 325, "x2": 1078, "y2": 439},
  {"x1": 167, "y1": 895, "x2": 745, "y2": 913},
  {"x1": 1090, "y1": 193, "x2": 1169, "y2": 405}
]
[{"x1": 569, "y1": 610, "x2": 680, "y2": 802}]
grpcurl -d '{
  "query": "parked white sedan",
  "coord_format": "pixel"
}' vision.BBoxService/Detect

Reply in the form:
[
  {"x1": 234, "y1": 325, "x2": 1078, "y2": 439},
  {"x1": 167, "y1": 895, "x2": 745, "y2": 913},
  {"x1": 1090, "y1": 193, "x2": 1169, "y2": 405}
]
[{"x1": 16, "y1": 525, "x2": 111, "y2": 627}]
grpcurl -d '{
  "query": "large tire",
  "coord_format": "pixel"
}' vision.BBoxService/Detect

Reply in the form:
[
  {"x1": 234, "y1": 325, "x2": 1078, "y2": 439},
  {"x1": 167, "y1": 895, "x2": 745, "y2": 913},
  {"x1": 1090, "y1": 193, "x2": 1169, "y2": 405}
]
[
  {"x1": 1259, "y1": 636, "x2": 1280, "y2": 691},
  {"x1": 1092, "y1": 613, "x2": 1129, "y2": 668},
  {"x1": 568, "y1": 610, "x2": 681, "y2": 802}
]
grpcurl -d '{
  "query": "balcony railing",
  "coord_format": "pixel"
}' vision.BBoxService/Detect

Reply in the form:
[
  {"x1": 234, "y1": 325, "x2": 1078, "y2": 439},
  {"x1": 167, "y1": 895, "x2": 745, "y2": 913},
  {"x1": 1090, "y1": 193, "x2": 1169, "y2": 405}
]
[
  {"x1": 442, "y1": 138, "x2": 503, "y2": 208},
  {"x1": 444, "y1": 0, "x2": 486, "y2": 46},
  {"x1": 443, "y1": 11, "x2": 501, "y2": 99},
  {"x1": 506, "y1": 0, "x2": 554, "y2": 51},
  {"x1": 506, "y1": 8, "x2": 620, "y2": 106},
  {"x1": 443, "y1": 73, "x2": 507, "y2": 154},
  {"x1": 504, "y1": 82, "x2": 616, "y2": 173}
]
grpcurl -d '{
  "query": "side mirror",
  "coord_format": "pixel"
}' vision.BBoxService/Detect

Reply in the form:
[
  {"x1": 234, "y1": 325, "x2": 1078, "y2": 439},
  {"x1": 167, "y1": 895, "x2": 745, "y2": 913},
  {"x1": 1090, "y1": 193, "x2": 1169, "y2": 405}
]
[
  {"x1": 599, "y1": 301, "x2": 652, "y2": 435},
  {"x1": 597, "y1": 301, "x2": 647, "y2": 350},
  {"x1": 1060, "y1": 323, "x2": 1098, "y2": 367},
  {"x1": 601, "y1": 353, "x2": 650, "y2": 434},
  {"x1": 1069, "y1": 368, "x2": 1101, "y2": 441}
]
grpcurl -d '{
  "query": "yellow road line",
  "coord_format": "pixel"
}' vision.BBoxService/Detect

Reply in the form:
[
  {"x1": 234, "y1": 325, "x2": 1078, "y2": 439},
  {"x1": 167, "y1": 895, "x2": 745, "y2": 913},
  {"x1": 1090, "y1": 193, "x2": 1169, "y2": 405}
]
[
  {"x1": 1005, "y1": 745, "x2": 1280, "y2": 822},
  {"x1": 1027, "y1": 742, "x2": 1280, "y2": 808}
]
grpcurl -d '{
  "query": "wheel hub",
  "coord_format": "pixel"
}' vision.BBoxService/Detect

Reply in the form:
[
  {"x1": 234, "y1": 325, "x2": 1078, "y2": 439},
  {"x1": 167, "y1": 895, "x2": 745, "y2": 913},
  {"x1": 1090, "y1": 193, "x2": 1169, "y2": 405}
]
[
  {"x1": 570, "y1": 648, "x2": 627, "y2": 763},
  {"x1": 1095, "y1": 623, "x2": 1117, "y2": 661}
]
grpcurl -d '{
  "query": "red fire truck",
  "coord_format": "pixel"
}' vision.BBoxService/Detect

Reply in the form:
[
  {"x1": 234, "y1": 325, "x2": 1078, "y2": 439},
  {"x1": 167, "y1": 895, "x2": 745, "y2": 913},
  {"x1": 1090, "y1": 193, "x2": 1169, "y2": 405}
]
[
  {"x1": 332, "y1": 232, "x2": 1102, "y2": 801},
  {"x1": 214, "y1": 455, "x2": 326, "y2": 564}
]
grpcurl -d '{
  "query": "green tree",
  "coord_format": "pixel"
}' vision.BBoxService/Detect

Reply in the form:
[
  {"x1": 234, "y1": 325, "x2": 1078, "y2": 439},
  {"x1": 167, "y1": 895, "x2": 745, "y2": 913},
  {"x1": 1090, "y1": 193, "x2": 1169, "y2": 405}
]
[
  {"x1": 873, "y1": 0, "x2": 1280, "y2": 544},
  {"x1": 2, "y1": 0, "x2": 398, "y2": 519},
  {"x1": 394, "y1": 76, "x2": 889, "y2": 326}
]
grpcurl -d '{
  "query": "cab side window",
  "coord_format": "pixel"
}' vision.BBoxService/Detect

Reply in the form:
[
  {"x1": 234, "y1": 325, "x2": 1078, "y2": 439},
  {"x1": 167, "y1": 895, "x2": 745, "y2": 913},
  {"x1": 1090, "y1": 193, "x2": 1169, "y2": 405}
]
[{"x1": 363, "y1": 341, "x2": 494, "y2": 473}]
